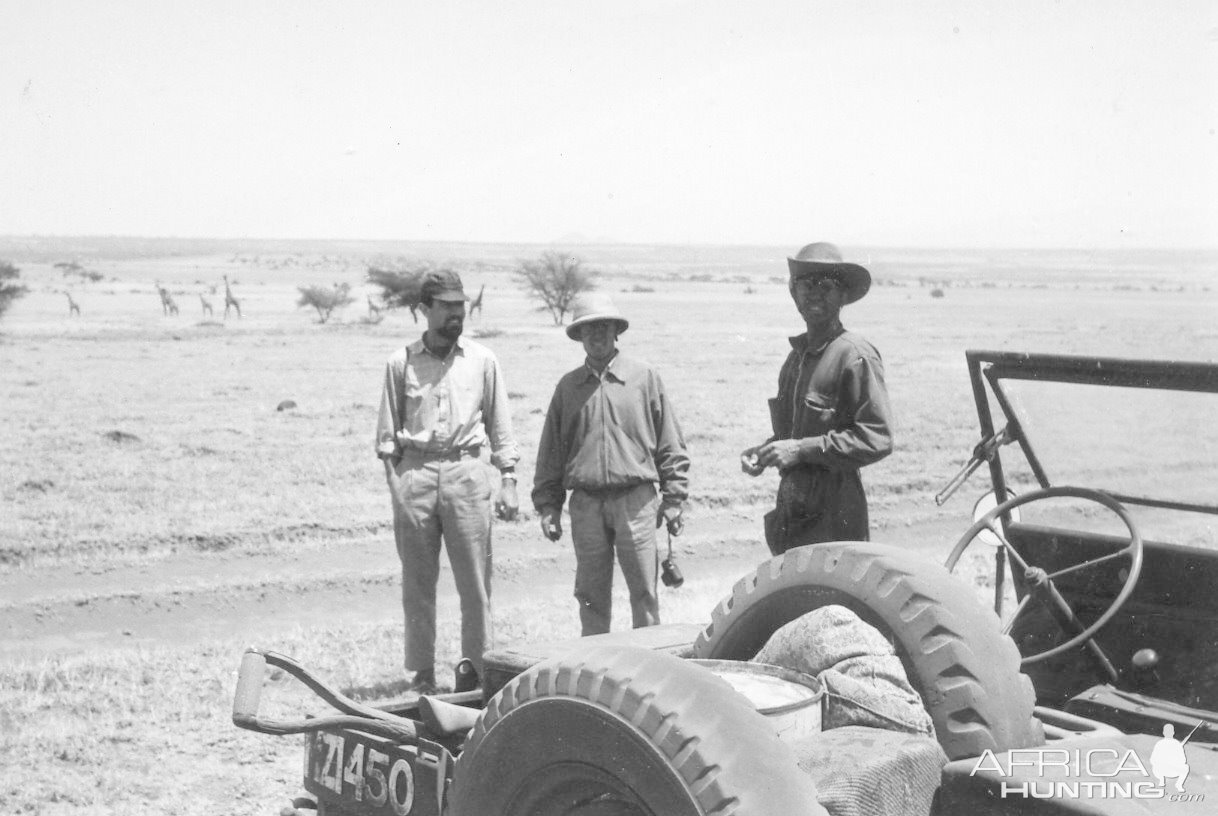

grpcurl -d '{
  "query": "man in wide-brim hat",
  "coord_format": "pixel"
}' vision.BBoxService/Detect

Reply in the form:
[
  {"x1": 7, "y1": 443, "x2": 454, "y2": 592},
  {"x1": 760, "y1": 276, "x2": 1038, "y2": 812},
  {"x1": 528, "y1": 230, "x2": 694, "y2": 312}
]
[
  {"x1": 533, "y1": 292, "x2": 691, "y2": 636},
  {"x1": 740, "y1": 242, "x2": 894, "y2": 553}
]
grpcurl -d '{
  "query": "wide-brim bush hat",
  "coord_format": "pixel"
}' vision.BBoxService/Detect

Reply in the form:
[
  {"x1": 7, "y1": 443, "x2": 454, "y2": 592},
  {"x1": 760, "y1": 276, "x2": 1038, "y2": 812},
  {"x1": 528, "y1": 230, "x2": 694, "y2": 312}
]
[
  {"x1": 786, "y1": 242, "x2": 871, "y2": 304},
  {"x1": 565, "y1": 292, "x2": 630, "y2": 340}
]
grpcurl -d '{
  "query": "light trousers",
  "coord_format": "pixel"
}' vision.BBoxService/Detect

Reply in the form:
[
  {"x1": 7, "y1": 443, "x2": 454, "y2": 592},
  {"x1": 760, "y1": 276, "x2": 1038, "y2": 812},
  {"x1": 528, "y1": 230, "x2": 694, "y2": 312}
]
[
  {"x1": 568, "y1": 483, "x2": 660, "y2": 636},
  {"x1": 389, "y1": 453, "x2": 493, "y2": 675}
]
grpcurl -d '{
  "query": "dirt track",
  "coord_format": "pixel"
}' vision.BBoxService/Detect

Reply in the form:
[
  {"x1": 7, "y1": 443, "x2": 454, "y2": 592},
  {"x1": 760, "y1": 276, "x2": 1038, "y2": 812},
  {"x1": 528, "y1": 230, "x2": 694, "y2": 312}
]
[
  {"x1": 0, "y1": 510, "x2": 962, "y2": 662},
  {"x1": 0, "y1": 536, "x2": 403, "y2": 657},
  {"x1": 0, "y1": 512, "x2": 824, "y2": 660}
]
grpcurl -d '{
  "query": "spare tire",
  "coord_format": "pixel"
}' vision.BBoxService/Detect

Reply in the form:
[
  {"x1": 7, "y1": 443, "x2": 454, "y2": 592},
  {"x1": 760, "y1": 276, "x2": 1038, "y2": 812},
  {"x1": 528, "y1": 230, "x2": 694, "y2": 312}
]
[
  {"x1": 447, "y1": 644, "x2": 826, "y2": 816},
  {"x1": 691, "y1": 542, "x2": 1043, "y2": 761}
]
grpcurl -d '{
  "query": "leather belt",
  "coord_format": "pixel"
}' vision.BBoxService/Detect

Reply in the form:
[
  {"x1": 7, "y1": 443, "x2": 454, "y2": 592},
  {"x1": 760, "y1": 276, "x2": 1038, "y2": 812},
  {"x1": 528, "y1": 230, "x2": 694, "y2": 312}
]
[{"x1": 400, "y1": 445, "x2": 482, "y2": 462}]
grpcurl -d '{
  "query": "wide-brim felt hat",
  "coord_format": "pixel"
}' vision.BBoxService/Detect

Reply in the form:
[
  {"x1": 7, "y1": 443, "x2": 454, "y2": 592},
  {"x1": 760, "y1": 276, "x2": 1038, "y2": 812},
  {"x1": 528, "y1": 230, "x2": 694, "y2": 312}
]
[
  {"x1": 565, "y1": 292, "x2": 629, "y2": 340},
  {"x1": 787, "y1": 242, "x2": 871, "y2": 304}
]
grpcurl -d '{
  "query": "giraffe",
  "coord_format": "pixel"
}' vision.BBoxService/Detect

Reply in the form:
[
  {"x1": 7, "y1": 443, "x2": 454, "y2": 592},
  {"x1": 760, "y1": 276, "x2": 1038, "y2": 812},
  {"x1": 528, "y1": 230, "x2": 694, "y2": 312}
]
[
  {"x1": 468, "y1": 284, "x2": 485, "y2": 319},
  {"x1": 64, "y1": 291, "x2": 81, "y2": 317},
  {"x1": 199, "y1": 293, "x2": 214, "y2": 317},
  {"x1": 367, "y1": 295, "x2": 383, "y2": 319},
  {"x1": 223, "y1": 275, "x2": 242, "y2": 319},
  {"x1": 156, "y1": 283, "x2": 179, "y2": 316}
]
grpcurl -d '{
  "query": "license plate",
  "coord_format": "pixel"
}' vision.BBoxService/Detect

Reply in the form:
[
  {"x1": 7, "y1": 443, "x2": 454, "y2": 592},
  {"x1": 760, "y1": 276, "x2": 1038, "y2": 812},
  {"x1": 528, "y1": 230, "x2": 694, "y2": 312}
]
[{"x1": 303, "y1": 728, "x2": 454, "y2": 816}]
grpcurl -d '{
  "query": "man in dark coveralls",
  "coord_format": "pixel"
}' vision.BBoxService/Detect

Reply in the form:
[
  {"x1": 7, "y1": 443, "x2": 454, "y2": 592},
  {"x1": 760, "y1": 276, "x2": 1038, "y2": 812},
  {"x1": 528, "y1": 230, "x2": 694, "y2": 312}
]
[{"x1": 740, "y1": 242, "x2": 893, "y2": 554}]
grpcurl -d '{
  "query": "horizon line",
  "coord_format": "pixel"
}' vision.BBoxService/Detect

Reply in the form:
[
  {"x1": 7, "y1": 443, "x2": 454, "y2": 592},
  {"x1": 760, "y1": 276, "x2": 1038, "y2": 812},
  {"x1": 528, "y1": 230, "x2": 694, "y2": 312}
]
[{"x1": 2, "y1": 233, "x2": 1216, "y2": 254}]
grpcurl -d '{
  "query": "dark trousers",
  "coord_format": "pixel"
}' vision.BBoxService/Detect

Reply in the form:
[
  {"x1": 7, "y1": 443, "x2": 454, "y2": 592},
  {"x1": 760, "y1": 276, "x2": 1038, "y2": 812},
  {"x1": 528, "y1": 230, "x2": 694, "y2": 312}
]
[{"x1": 765, "y1": 466, "x2": 869, "y2": 555}]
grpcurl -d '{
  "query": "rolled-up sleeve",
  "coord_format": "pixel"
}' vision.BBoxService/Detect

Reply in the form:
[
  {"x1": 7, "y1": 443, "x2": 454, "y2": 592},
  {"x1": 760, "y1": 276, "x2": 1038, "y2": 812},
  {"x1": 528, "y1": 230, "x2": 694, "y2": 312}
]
[
  {"x1": 482, "y1": 354, "x2": 520, "y2": 471},
  {"x1": 375, "y1": 359, "x2": 402, "y2": 460}
]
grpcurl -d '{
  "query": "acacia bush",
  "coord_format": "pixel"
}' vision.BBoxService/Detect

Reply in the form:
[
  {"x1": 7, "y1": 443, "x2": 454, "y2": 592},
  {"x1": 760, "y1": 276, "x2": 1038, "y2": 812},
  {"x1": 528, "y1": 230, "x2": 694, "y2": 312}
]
[
  {"x1": 515, "y1": 251, "x2": 596, "y2": 325},
  {"x1": 0, "y1": 260, "x2": 28, "y2": 322},
  {"x1": 297, "y1": 282, "x2": 354, "y2": 323},
  {"x1": 55, "y1": 261, "x2": 104, "y2": 283},
  {"x1": 366, "y1": 263, "x2": 440, "y2": 322}
]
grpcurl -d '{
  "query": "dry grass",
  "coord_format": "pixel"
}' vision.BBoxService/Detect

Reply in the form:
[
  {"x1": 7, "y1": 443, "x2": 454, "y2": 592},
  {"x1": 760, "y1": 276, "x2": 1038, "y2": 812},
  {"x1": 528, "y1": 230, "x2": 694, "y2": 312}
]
[
  {"x1": 0, "y1": 578, "x2": 731, "y2": 816},
  {"x1": 4, "y1": 245, "x2": 1215, "y2": 567}
]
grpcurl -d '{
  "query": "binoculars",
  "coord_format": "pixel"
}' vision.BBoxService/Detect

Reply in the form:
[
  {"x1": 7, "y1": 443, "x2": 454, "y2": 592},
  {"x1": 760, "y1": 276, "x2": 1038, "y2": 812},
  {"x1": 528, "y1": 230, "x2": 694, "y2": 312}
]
[{"x1": 661, "y1": 555, "x2": 684, "y2": 588}]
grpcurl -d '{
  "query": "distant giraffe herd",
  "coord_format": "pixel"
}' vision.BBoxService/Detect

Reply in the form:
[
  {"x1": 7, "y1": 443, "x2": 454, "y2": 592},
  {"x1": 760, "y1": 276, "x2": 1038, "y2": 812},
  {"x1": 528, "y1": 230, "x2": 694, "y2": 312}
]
[
  {"x1": 148, "y1": 278, "x2": 240, "y2": 319},
  {"x1": 58, "y1": 273, "x2": 490, "y2": 323}
]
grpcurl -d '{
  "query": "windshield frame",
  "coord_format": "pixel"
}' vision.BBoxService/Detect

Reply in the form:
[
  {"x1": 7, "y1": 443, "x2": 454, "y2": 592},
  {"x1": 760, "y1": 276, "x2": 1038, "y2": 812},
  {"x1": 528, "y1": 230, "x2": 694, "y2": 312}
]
[{"x1": 967, "y1": 350, "x2": 1218, "y2": 516}]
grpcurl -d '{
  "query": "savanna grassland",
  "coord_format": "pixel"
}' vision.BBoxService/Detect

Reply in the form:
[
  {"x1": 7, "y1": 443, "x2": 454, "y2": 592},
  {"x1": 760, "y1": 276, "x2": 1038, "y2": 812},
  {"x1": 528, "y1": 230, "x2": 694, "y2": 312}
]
[{"x1": 1, "y1": 237, "x2": 1216, "y2": 815}]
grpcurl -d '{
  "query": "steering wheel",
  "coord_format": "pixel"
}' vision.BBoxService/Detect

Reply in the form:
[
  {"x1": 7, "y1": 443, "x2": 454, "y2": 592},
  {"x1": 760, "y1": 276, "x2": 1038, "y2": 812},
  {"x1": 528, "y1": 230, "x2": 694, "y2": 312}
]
[{"x1": 945, "y1": 486, "x2": 1143, "y2": 679}]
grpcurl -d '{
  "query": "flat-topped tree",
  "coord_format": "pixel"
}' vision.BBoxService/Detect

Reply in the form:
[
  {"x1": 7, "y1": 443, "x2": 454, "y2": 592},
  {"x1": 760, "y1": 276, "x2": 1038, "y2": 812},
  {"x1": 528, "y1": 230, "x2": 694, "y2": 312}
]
[
  {"x1": 365, "y1": 263, "x2": 435, "y2": 323},
  {"x1": 55, "y1": 262, "x2": 103, "y2": 283},
  {"x1": 516, "y1": 250, "x2": 597, "y2": 325},
  {"x1": 297, "y1": 282, "x2": 354, "y2": 324}
]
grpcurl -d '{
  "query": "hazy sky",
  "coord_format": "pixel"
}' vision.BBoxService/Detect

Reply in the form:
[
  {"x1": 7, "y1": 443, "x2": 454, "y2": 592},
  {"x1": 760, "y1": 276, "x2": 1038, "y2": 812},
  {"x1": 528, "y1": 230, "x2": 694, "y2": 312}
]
[{"x1": 3, "y1": 1, "x2": 1215, "y2": 248}]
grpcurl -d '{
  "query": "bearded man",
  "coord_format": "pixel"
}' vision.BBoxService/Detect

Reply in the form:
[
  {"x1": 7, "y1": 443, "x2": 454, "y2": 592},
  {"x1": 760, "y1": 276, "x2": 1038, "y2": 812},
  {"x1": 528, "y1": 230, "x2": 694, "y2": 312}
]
[{"x1": 375, "y1": 270, "x2": 519, "y2": 693}]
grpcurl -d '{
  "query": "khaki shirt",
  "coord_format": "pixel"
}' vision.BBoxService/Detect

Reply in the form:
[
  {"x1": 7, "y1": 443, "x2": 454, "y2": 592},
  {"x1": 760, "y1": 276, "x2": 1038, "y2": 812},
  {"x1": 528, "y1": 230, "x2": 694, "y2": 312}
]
[
  {"x1": 375, "y1": 336, "x2": 519, "y2": 471},
  {"x1": 532, "y1": 353, "x2": 690, "y2": 512}
]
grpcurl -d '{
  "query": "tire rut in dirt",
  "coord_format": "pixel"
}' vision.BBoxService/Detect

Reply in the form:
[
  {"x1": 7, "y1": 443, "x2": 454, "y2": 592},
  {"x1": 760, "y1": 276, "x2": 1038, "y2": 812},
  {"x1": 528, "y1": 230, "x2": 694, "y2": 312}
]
[
  {"x1": 1, "y1": 520, "x2": 392, "y2": 566},
  {"x1": 691, "y1": 541, "x2": 1044, "y2": 761},
  {"x1": 448, "y1": 644, "x2": 827, "y2": 816}
]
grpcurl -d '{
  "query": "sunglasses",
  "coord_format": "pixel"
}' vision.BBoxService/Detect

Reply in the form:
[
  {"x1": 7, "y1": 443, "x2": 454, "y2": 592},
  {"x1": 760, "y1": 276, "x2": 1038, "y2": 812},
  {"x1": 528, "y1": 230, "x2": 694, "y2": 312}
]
[{"x1": 794, "y1": 277, "x2": 843, "y2": 294}]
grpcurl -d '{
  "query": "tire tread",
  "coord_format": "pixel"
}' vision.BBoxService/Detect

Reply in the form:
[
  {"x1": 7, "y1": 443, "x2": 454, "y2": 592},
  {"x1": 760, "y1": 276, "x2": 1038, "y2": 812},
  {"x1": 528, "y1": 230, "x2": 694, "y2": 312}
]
[{"x1": 692, "y1": 541, "x2": 1043, "y2": 760}]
